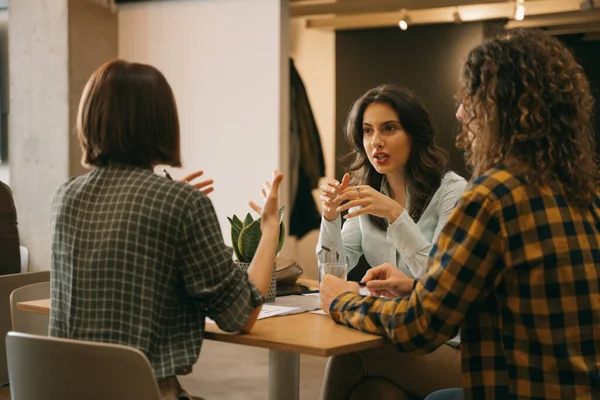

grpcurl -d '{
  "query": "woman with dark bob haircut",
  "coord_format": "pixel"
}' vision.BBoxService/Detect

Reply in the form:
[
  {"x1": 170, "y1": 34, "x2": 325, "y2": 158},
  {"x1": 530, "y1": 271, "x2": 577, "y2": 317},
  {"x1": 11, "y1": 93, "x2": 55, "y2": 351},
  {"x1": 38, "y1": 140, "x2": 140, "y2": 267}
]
[
  {"x1": 319, "y1": 29, "x2": 600, "y2": 400},
  {"x1": 49, "y1": 60, "x2": 284, "y2": 400}
]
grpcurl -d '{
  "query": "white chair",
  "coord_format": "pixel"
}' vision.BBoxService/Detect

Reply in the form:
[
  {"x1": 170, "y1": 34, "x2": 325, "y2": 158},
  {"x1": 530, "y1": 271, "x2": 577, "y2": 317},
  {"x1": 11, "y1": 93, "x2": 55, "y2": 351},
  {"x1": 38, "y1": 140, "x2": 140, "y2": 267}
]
[
  {"x1": 9, "y1": 281, "x2": 50, "y2": 335},
  {"x1": 6, "y1": 332, "x2": 163, "y2": 400},
  {"x1": 0, "y1": 271, "x2": 50, "y2": 386}
]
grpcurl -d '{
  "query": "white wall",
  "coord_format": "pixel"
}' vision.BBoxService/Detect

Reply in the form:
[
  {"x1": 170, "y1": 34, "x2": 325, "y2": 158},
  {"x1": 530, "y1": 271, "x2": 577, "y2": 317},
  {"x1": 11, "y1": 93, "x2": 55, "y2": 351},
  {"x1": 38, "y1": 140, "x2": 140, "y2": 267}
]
[
  {"x1": 0, "y1": 165, "x2": 7, "y2": 183},
  {"x1": 0, "y1": 10, "x2": 8, "y2": 185},
  {"x1": 119, "y1": 0, "x2": 289, "y2": 246},
  {"x1": 290, "y1": 18, "x2": 336, "y2": 180},
  {"x1": 288, "y1": 18, "x2": 335, "y2": 279},
  {"x1": 10, "y1": 0, "x2": 71, "y2": 270}
]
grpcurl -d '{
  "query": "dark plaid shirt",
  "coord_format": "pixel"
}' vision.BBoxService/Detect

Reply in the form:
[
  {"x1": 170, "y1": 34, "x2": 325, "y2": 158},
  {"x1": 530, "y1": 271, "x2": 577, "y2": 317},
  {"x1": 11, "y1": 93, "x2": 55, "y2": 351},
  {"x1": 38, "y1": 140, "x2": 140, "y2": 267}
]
[
  {"x1": 331, "y1": 166, "x2": 600, "y2": 399},
  {"x1": 50, "y1": 164, "x2": 263, "y2": 379}
]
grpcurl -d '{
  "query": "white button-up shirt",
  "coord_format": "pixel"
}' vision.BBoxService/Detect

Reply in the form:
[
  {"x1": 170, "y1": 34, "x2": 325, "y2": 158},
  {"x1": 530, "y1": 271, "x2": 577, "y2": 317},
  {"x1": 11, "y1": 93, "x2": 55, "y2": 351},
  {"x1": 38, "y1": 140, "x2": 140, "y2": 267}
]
[{"x1": 317, "y1": 171, "x2": 467, "y2": 279}]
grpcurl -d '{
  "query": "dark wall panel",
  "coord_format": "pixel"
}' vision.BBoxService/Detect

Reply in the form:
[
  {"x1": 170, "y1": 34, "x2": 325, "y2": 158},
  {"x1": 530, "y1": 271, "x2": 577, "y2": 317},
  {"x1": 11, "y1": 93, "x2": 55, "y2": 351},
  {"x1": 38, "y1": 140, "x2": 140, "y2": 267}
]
[
  {"x1": 335, "y1": 25, "x2": 600, "y2": 182},
  {"x1": 558, "y1": 35, "x2": 600, "y2": 156},
  {"x1": 335, "y1": 23, "x2": 489, "y2": 179}
]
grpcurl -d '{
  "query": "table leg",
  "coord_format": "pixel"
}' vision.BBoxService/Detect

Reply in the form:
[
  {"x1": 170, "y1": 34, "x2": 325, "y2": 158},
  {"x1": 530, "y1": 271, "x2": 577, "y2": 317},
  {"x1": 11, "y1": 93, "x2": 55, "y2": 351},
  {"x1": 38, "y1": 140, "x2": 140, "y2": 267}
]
[{"x1": 268, "y1": 349, "x2": 300, "y2": 400}]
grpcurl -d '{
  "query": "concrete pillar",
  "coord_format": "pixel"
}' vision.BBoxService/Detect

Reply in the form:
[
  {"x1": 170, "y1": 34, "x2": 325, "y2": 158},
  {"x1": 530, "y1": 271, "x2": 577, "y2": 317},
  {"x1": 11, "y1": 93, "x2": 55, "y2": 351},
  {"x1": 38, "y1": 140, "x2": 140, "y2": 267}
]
[{"x1": 9, "y1": 0, "x2": 117, "y2": 270}]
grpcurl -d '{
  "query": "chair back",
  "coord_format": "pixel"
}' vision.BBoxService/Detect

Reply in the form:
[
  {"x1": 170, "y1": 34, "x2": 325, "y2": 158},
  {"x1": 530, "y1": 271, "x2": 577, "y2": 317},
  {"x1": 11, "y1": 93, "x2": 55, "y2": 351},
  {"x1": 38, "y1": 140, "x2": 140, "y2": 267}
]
[
  {"x1": 0, "y1": 271, "x2": 49, "y2": 385},
  {"x1": 10, "y1": 281, "x2": 50, "y2": 334},
  {"x1": 5, "y1": 331, "x2": 162, "y2": 400}
]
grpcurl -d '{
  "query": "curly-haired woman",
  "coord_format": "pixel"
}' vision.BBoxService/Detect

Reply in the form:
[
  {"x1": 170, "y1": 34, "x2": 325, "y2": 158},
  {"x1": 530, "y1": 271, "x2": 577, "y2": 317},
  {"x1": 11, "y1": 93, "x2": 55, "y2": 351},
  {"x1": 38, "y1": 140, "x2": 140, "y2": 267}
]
[{"x1": 319, "y1": 29, "x2": 600, "y2": 400}]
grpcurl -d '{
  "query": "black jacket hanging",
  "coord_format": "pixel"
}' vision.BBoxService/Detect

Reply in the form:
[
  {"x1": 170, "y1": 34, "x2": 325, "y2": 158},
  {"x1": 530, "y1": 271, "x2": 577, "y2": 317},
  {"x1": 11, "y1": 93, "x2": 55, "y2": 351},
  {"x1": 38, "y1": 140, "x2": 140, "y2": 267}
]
[{"x1": 289, "y1": 59, "x2": 326, "y2": 238}]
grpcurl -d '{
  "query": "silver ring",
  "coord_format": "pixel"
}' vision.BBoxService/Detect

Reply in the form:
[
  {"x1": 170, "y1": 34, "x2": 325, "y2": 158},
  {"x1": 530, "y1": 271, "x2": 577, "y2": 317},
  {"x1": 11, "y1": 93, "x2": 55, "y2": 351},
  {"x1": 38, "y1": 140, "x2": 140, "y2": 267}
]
[{"x1": 357, "y1": 187, "x2": 361, "y2": 196}]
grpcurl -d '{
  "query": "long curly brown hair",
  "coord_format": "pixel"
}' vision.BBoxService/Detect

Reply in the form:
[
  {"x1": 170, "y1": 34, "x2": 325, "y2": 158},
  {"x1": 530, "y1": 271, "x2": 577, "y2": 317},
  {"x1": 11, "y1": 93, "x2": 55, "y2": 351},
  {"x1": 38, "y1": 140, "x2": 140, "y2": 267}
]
[
  {"x1": 344, "y1": 84, "x2": 449, "y2": 230},
  {"x1": 457, "y1": 28, "x2": 598, "y2": 207}
]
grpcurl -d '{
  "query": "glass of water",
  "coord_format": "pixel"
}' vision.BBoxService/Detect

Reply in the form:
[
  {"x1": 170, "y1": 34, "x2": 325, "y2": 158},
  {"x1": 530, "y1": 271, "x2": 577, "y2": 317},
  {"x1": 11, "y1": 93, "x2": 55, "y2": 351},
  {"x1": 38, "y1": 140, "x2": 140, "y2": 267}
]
[{"x1": 318, "y1": 262, "x2": 348, "y2": 283}]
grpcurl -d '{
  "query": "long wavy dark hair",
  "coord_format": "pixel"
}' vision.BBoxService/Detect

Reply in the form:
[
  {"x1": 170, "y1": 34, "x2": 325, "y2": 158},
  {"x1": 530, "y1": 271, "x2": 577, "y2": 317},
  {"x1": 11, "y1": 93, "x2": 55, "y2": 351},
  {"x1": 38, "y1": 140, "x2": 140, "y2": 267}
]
[
  {"x1": 457, "y1": 28, "x2": 598, "y2": 207},
  {"x1": 344, "y1": 84, "x2": 449, "y2": 230}
]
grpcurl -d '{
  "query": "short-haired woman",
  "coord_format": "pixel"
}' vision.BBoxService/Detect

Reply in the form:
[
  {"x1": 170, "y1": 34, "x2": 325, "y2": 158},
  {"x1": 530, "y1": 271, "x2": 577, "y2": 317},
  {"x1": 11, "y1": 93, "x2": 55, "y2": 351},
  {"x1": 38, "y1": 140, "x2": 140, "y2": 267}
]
[{"x1": 49, "y1": 60, "x2": 283, "y2": 400}]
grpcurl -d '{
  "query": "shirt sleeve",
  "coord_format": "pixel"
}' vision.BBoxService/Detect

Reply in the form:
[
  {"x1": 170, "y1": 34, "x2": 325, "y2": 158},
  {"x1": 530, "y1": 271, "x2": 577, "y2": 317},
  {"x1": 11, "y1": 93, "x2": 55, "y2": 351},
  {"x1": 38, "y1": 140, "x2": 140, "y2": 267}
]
[
  {"x1": 177, "y1": 191, "x2": 264, "y2": 333},
  {"x1": 330, "y1": 183, "x2": 506, "y2": 353},
  {"x1": 386, "y1": 175, "x2": 467, "y2": 278},
  {"x1": 316, "y1": 211, "x2": 363, "y2": 272}
]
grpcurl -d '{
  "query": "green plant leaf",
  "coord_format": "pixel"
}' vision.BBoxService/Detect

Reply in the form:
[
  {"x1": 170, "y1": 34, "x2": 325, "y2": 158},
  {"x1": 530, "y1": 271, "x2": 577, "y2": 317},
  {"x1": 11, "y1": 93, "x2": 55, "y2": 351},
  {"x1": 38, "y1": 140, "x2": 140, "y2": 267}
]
[
  {"x1": 231, "y1": 215, "x2": 243, "y2": 230},
  {"x1": 238, "y1": 219, "x2": 262, "y2": 262},
  {"x1": 277, "y1": 206, "x2": 286, "y2": 253},
  {"x1": 277, "y1": 221, "x2": 285, "y2": 254},
  {"x1": 228, "y1": 216, "x2": 244, "y2": 261},
  {"x1": 279, "y1": 205, "x2": 286, "y2": 223},
  {"x1": 243, "y1": 213, "x2": 254, "y2": 228}
]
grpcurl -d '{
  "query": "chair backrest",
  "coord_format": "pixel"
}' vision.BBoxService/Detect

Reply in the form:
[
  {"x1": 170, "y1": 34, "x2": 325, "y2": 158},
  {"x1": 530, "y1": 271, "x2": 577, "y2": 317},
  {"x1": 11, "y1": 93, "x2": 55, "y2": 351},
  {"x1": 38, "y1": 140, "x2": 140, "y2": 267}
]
[
  {"x1": 0, "y1": 270, "x2": 50, "y2": 386},
  {"x1": 10, "y1": 281, "x2": 50, "y2": 334},
  {"x1": 6, "y1": 332, "x2": 162, "y2": 400}
]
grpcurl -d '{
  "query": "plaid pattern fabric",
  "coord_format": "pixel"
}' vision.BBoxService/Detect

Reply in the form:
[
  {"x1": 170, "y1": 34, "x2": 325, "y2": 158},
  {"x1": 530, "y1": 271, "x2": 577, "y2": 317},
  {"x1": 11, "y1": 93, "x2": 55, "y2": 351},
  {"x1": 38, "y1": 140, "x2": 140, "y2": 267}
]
[
  {"x1": 50, "y1": 163, "x2": 263, "y2": 379},
  {"x1": 331, "y1": 166, "x2": 600, "y2": 399}
]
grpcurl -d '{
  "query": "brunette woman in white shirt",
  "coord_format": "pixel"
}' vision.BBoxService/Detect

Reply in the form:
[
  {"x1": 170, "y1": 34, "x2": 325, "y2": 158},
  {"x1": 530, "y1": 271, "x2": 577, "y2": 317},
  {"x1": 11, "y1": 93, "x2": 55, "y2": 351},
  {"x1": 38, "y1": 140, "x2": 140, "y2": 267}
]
[{"x1": 317, "y1": 84, "x2": 467, "y2": 399}]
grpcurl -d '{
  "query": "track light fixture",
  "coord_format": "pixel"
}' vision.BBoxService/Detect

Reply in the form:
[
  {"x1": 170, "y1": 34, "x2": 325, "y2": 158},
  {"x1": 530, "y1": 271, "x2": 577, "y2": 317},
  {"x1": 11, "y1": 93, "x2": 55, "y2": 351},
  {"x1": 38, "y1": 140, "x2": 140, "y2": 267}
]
[
  {"x1": 514, "y1": 0, "x2": 525, "y2": 21},
  {"x1": 398, "y1": 8, "x2": 410, "y2": 30}
]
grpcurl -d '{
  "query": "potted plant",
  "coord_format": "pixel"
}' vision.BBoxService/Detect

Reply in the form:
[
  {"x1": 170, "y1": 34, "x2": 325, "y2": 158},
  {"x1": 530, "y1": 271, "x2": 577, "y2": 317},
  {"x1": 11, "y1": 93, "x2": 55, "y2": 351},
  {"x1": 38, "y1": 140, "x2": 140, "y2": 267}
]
[{"x1": 228, "y1": 206, "x2": 285, "y2": 302}]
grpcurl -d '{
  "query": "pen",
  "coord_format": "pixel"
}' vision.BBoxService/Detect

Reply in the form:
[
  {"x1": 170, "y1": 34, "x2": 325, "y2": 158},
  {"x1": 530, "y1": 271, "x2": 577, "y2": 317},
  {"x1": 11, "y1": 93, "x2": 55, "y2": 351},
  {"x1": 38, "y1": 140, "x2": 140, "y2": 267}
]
[
  {"x1": 310, "y1": 282, "x2": 368, "y2": 289},
  {"x1": 276, "y1": 289, "x2": 319, "y2": 297},
  {"x1": 163, "y1": 169, "x2": 173, "y2": 180}
]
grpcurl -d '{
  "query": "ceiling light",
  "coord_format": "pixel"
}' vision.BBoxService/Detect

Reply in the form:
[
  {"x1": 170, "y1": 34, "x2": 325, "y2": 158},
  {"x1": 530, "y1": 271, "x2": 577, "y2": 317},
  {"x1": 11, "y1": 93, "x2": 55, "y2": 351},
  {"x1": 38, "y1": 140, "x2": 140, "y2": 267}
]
[
  {"x1": 514, "y1": 0, "x2": 525, "y2": 21},
  {"x1": 398, "y1": 8, "x2": 410, "y2": 30},
  {"x1": 453, "y1": 7, "x2": 462, "y2": 23}
]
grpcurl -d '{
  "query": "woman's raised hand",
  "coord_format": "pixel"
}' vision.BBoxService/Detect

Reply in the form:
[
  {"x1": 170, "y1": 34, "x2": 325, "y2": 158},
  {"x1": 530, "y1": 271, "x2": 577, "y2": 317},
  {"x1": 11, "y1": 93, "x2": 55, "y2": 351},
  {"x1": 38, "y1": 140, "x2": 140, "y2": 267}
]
[{"x1": 320, "y1": 173, "x2": 351, "y2": 222}]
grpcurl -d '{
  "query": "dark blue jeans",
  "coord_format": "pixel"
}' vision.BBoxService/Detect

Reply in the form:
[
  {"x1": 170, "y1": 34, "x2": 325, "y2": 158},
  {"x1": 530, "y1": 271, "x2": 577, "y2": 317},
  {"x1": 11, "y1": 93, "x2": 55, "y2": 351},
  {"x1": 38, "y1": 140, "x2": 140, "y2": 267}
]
[{"x1": 424, "y1": 388, "x2": 464, "y2": 400}]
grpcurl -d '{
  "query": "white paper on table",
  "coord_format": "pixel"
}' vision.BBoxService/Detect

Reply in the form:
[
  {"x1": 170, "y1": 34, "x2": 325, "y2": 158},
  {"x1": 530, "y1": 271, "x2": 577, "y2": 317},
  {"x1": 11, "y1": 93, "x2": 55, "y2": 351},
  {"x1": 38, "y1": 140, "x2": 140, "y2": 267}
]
[
  {"x1": 305, "y1": 286, "x2": 370, "y2": 316},
  {"x1": 205, "y1": 304, "x2": 302, "y2": 325},
  {"x1": 257, "y1": 304, "x2": 302, "y2": 319}
]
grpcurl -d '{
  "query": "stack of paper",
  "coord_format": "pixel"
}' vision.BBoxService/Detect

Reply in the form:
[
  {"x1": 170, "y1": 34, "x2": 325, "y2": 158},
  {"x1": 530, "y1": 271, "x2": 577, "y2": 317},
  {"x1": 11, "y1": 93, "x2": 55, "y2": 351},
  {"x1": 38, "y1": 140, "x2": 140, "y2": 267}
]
[
  {"x1": 206, "y1": 304, "x2": 303, "y2": 325},
  {"x1": 257, "y1": 304, "x2": 303, "y2": 319}
]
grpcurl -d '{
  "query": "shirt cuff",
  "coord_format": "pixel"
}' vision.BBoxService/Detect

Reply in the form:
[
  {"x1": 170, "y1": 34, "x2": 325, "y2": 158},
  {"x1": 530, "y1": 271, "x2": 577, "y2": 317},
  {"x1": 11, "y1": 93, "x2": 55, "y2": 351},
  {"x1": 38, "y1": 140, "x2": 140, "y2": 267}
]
[
  {"x1": 387, "y1": 207, "x2": 406, "y2": 225},
  {"x1": 321, "y1": 213, "x2": 342, "y2": 230},
  {"x1": 386, "y1": 211, "x2": 427, "y2": 258},
  {"x1": 317, "y1": 214, "x2": 344, "y2": 261},
  {"x1": 329, "y1": 292, "x2": 362, "y2": 324},
  {"x1": 212, "y1": 269, "x2": 265, "y2": 332}
]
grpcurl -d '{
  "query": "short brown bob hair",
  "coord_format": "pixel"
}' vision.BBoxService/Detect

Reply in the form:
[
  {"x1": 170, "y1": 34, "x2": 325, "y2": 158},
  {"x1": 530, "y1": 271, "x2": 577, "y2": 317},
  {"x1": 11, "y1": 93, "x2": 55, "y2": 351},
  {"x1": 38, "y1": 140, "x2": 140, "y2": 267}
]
[{"x1": 76, "y1": 60, "x2": 181, "y2": 169}]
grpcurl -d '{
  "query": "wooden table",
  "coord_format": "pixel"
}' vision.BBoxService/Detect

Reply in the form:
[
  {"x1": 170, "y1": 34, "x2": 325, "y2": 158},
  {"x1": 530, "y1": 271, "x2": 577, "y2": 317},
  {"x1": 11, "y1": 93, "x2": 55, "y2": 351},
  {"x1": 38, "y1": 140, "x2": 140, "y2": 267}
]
[{"x1": 18, "y1": 282, "x2": 384, "y2": 400}]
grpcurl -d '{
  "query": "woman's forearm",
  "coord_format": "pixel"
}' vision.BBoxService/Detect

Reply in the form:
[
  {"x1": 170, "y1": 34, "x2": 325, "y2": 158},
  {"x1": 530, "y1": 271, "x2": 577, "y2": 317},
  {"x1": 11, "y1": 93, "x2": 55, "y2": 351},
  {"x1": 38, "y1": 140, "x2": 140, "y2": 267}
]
[{"x1": 246, "y1": 227, "x2": 279, "y2": 297}]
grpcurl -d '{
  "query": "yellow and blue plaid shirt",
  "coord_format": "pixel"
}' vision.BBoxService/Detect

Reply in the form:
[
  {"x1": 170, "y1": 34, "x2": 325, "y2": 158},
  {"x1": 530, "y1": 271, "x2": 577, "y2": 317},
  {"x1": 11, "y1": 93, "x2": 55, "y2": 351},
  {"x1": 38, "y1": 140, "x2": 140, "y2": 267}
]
[{"x1": 331, "y1": 166, "x2": 600, "y2": 399}]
